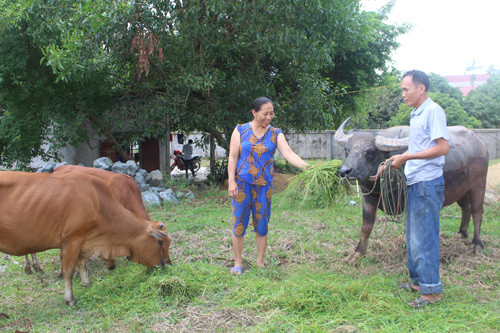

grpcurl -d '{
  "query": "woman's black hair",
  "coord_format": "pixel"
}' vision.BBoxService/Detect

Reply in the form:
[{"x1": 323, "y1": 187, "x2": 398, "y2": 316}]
[{"x1": 251, "y1": 97, "x2": 273, "y2": 112}]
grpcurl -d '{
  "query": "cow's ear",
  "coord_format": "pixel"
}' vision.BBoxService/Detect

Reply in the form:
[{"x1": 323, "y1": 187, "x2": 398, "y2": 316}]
[{"x1": 147, "y1": 226, "x2": 167, "y2": 240}]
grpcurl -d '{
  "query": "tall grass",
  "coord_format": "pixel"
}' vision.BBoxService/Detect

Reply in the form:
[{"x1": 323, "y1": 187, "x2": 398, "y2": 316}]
[
  {"x1": 279, "y1": 159, "x2": 351, "y2": 207},
  {"x1": 0, "y1": 171, "x2": 499, "y2": 332}
]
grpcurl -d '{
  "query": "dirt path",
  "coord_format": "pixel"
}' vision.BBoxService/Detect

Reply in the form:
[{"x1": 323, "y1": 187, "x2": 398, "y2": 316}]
[{"x1": 487, "y1": 163, "x2": 500, "y2": 191}]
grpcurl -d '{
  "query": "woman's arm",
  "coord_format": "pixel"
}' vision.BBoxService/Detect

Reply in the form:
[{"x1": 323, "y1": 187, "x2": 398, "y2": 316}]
[
  {"x1": 227, "y1": 127, "x2": 241, "y2": 199},
  {"x1": 276, "y1": 132, "x2": 308, "y2": 170}
]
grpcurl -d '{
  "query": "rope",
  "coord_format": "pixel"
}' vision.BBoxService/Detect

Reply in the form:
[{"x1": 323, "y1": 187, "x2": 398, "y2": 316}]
[
  {"x1": 378, "y1": 160, "x2": 408, "y2": 223},
  {"x1": 356, "y1": 160, "x2": 408, "y2": 222}
]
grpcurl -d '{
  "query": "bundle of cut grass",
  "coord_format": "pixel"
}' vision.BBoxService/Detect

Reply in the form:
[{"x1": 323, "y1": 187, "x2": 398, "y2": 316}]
[{"x1": 277, "y1": 159, "x2": 351, "y2": 207}]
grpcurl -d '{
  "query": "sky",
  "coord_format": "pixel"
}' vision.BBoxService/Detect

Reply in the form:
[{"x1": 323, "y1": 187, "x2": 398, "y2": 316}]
[{"x1": 361, "y1": 0, "x2": 500, "y2": 76}]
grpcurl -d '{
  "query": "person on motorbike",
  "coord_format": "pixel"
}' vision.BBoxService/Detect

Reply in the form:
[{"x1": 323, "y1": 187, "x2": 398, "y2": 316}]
[{"x1": 182, "y1": 139, "x2": 196, "y2": 178}]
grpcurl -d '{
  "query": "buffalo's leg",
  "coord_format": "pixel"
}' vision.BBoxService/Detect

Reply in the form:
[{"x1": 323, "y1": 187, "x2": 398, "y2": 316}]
[
  {"x1": 345, "y1": 197, "x2": 378, "y2": 264},
  {"x1": 456, "y1": 195, "x2": 472, "y2": 239},
  {"x1": 469, "y1": 184, "x2": 486, "y2": 252}
]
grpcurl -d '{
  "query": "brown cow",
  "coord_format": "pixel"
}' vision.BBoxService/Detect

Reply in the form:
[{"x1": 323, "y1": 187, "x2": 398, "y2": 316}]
[
  {"x1": 53, "y1": 165, "x2": 152, "y2": 271},
  {"x1": 0, "y1": 169, "x2": 172, "y2": 305},
  {"x1": 22, "y1": 165, "x2": 152, "y2": 274}
]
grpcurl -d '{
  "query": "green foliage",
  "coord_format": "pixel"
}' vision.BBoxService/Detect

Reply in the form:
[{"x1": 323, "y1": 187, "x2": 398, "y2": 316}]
[
  {"x1": 328, "y1": 2, "x2": 410, "y2": 121},
  {"x1": 428, "y1": 72, "x2": 464, "y2": 102},
  {"x1": 464, "y1": 73, "x2": 500, "y2": 128},
  {"x1": 206, "y1": 158, "x2": 228, "y2": 185},
  {"x1": 0, "y1": 0, "x2": 406, "y2": 166},
  {"x1": 388, "y1": 93, "x2": 481, "y2": 128},
  {"x1": 386, "y1": 73, "x2": 482, "y2": 128},
  {"x1": 273, "y1": 158, "x2": 302, "y2": 175},
  {"x1": 278, "y1": 159, "x2": 351, "y2": 207},
  {"x1": 358, "y1": 75, "x2": 402, "y2": 129},
  {"x1": 431, "y1": 93, "x2": 481, "y2": 127}
]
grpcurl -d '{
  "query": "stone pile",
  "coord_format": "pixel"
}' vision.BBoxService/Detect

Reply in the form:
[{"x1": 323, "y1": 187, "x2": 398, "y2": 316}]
[{"x1": 39, "y1": 157, "x2": 194, "y2": 206}]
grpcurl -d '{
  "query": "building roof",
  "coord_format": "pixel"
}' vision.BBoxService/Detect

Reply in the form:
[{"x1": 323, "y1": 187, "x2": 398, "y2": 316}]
[{"x1": 444, "y1": 74, "x2": 490, "y2": 96}]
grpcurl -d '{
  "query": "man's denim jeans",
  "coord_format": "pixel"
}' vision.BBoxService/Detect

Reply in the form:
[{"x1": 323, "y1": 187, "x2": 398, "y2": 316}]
[{"x1": 406, "y1": 175, "x2": 445, "y2": 295}]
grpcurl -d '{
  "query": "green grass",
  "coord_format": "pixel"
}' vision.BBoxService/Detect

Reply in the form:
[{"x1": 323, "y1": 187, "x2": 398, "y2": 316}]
[
  {"x1": 1, "y1": 176, "x2": 499, "y2": 332},
  {"x1": 488, "y1": 158, "x2": 500, "y2": 166}
]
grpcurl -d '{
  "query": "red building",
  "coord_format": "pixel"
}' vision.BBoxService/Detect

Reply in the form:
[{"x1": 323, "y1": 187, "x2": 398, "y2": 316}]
[{"x1": 444, "y1": 74, "x2": 490, "y2": 96}]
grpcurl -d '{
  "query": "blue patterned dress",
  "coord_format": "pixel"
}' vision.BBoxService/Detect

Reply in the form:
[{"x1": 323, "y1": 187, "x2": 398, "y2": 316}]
[{"x1": 232, "y1": 122, "x2": 281, "y2": 237}]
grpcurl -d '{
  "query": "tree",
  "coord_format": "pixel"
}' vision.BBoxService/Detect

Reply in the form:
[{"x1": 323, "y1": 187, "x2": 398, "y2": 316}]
[
  {"x1": 388, "y1": 92, "x2": 480, "y2": 128},
  {"x1": 324, "y1": 1, "x2": 409, "y2": 122},
  {"x1": 428, "y1": 73, "x2": 463, "y2": 102},
  {"x1": 356, "y1": 74, "x2": 402, "y2": 129},
  {"x1": 464, "y1": 73, "x2": 500, "y2": 128},
  {"x1": 0, "y1": 0, "x2": 406, "y2": 168}
]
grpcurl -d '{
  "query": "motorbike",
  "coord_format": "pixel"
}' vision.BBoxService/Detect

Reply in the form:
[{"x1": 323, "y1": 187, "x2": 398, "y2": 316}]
[{"x1": 170, "y1": 150, "x2": 201, "y2": 173}]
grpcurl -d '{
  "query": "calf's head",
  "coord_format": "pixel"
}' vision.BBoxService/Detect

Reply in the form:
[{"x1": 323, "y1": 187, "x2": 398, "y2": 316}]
[{"x1": 129, "y1": 222, "x2": 172, "y2": 268}]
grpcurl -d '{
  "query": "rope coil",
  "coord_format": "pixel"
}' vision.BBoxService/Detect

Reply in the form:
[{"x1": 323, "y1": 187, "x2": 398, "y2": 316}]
[{"x1": 378, "y1": 160, "x2": 408, "y2": 223}]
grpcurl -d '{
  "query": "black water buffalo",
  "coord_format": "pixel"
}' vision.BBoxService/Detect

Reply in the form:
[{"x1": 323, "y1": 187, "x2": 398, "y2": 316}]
[{"x1": 335, "y1": 118, "x2": 489, "y2": 263}]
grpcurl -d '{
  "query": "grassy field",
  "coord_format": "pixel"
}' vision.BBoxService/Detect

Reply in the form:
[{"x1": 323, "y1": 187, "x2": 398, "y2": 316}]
[{"x1": 0, "y1": 167, "x2": 499, "y2": 332}]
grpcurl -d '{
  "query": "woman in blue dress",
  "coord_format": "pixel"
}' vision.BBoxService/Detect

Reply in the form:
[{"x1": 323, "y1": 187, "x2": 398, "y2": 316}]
[{"x1": 227, "y1": 97, "x2": 308, "y2": 274}]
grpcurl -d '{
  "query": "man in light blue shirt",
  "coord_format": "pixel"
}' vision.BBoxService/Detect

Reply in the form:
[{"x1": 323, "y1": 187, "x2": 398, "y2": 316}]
[{"x1": 387, "y1": 70, "x2": 449, "y2": 308}]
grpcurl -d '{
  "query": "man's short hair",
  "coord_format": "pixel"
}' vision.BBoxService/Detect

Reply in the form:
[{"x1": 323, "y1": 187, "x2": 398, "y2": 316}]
[{"x1": 402, "y1": 70, "x2": 430, "y2": 92}]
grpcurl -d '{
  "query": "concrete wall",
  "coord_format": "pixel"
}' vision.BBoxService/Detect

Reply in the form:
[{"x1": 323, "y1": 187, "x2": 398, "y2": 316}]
[
  {"x1": 282, "y1": 128, "x2": 500, "y2": 160},
  {"x1": 30, "y1": 128, "x2": 500, "y2": 170},
  {"x1": 472, "y1": 129, "x2": 500, "y2": 160},
  {"x1": 187, "y1": 128, "x2": 500, "y2": 160}
]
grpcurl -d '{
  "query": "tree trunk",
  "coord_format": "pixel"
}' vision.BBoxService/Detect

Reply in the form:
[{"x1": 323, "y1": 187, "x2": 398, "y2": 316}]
[
  {"x1": 209, "y1": 133, "x2": 215, "y2": 178},
  {"x1": 165, "y1": 115, "x2": 171, "y2": 179},
  {"x1": 88, "y1": 115, "x2": 131, "y2": 161}
]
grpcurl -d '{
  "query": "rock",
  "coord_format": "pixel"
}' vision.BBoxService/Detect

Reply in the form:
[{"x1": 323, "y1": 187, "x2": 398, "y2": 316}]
[
  {"x1": 38, "y1": 161, "x2": 57, "y2": 173},
  {"x1": 148, "y1": 170, "x2": 163, "y2": 187},
  {"x1": 54, "y1": 162, "x2": 68, "y2": 170},
  {"x1": 141, "y1": 191, "x2": 162, "y2": 207},
  {"x1": 177, "y1": 189, "x2": 195, "y2": 200},
  {"x1": 93, "y1": 157, "x2": 113, "y2": 170},
  {"x1": 159, "y1": 189, "x2": 180, "y2": 204},
  {"x1": 139, "y1": 183, "x2": 151, "y2": 192},
  {"x1": 111, "y1": 161, "x2": 130, "y2": 174},
  {"x1": 136, "y1": 169, "x2": 151, "y2": 183},
  {"x1": 125, "y1": 160, "x2": 139, "y2": 176},
  {"x1": 484, "y1": 190, "x2": 499, "y2": 204}
]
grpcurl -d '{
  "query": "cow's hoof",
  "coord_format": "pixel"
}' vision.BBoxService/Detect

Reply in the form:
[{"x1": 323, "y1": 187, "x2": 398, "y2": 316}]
[
  {"x1": 471, "y1": 245, "x2": 484, "y2": 255},
  {"x1": 65, "y1": 299, "x2": 76, "y2": 306},
  {"x1": 343, "y1": 252, "x2": 363, "y2": 266},
  {"x1": 24, "y1": 266, "x2": 32, "y2": 274}
]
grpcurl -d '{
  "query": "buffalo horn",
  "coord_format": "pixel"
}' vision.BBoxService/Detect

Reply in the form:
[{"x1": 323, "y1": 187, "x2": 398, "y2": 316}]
[
  {"x1": 334, "y1": 117, "x2": 353, "y2": 147},
  {"x1": 375, "y1": 135, "x2": 408, "y2": 152}
]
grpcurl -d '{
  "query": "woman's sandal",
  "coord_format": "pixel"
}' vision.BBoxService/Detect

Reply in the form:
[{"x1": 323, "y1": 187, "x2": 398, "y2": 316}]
[
  {"x1": 398, "y1": 283, "x2": 418, "y2": 292},
  {"x1": 408, "y1": 296, "x2": 440, "y2": 308},
  {"x1": 230, "y1": 266, "x2": 242, "y2": 275}
]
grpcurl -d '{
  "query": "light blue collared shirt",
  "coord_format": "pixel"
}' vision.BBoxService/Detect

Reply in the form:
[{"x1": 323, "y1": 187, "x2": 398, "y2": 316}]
[{"x1": 405, "y1": 97, "x2": 449, "y2": 185}]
